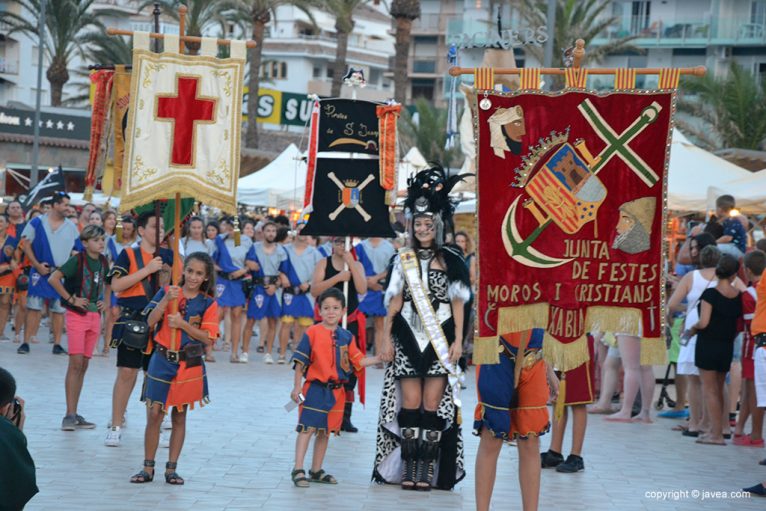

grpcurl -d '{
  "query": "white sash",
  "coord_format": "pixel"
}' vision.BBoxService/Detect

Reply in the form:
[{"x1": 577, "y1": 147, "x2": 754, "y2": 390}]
[{"x1": 399, "y1": 248, "x2": 465, "y2": 408}]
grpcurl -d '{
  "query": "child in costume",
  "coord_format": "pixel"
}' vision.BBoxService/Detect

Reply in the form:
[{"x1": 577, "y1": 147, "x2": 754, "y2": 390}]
[
  {"x1": 130, "y1": 252, "x2": 219, "y2": 485},
  {"x1": 290, "y1": 288, "x2": 379, "y2": 487}
]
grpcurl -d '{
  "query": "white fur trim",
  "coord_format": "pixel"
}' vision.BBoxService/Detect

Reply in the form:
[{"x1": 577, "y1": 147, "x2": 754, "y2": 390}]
[
  {"x1": 448, "y1": 281, "x2": 471, "y2": 303},
  {"x1": 384, "y1": 256, "x2": 404, "y2": 308}
]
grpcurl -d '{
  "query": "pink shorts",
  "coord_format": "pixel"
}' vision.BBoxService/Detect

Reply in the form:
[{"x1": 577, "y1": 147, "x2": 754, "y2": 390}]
[{"x1": 66, "y1": 310, "x2": 101, "y2": 358}]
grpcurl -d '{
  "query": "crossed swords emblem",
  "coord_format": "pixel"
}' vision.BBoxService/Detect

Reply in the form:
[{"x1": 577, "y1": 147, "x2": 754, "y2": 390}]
[{"x1": 328, "y1": 172, "x2": 375, "y2": 222}]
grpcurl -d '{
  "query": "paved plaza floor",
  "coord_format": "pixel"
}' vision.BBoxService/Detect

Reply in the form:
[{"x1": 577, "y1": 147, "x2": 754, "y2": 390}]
[{"x1": 3, "y1": 330, "x2": 765, "y2": 511}]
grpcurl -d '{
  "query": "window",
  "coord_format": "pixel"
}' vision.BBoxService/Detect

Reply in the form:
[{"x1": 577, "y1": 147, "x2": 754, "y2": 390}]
[
  {"x1": 753, "y1": 1, "x2": 766, "y2": 24},
  {"x1": 411, "y1": 78, "x2": 435, "y2": 101},
  {"x1": 313, "y1": 67, "x2": 321, "y2": 78},
  {"x1": 261, "y1": 61, "x2": 287, "y2": 80},
  {"x1": 326, "y1": 68, "x2": 334, "y2": 79},
  {"x1": 413, "y1": 60, "x2": 436, "y2": 73},
  {"x1": 757, "y1": 62, "x2": 766, "y2": 83},
  {"x1": 631, "y1": 1, "x2": 651, "y2": 33}
]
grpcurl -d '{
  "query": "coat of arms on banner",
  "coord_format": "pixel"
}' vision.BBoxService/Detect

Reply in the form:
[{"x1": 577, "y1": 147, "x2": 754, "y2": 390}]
[
  {"x1": 475, "y1": 91, "x2": 673, "y2": 370},
  {"x1": 121, "y1": 35, "x2": 245, "y2": 212}
]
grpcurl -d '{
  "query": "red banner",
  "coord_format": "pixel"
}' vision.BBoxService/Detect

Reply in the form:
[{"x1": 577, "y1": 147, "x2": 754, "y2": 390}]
[
  {"x1": 86, "y1": 70, "x2": 114, "y2": 199},
  {"x1": 474, "y1": 91, "x2": 673, "y2": 370}
]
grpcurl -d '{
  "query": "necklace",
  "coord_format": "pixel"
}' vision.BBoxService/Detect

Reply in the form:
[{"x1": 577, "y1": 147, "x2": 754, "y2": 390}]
[{"x1": 417, "y1": 248, "x2": 435, "y2": 260}]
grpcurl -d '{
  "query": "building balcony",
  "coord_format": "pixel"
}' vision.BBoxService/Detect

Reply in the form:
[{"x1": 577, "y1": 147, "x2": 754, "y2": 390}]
[
  {"x1": 0, "y1": 59, "x2": 19, "y2": 75},
  {"x1": 262, "y1": 37, "x2": 391, "y2": 67},
  {"x1": 591, "y1": 16, "x2": 766, "y2": 47}
]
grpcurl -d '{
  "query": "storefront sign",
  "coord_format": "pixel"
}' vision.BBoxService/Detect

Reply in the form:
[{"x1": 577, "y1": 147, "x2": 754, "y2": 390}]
[{"x1": 0, "y1": 107, "x2": 91, "y2": 141}]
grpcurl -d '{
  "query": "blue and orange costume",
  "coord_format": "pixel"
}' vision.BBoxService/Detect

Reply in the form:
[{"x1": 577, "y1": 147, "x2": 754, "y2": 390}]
[
  {"x1": 0, "y1": 234, "x2": 19, "y2": 294},
  {"x1": 142, "y1": 287, "x2": 219, "y2": 411},
  {"x1": 291, "y1": 324, "x2": 364, "y2": 435},
  {"x1": 473, "y1": 329, "x2": 550, "y2": 440}
]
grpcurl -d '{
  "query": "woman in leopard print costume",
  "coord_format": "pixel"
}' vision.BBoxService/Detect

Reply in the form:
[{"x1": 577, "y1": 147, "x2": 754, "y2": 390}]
[{"x1": 373, "y1": 165, "x2": 471, "y2": 491}]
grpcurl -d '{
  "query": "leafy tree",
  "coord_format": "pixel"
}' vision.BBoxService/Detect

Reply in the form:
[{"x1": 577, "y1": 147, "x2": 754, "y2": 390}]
[
  {"x1": 678, "y1": 63, "x2": 766, "y2": 151},
  {"x1": 321, "y1": 0, "x2": 369, "y2": 97},
  {"x1": 245, "y1": 0, "x2": 318, "y2": 148},
  {"x1": 399, "y1": 98, "x2": 461, "y2": 167},
  {"x1": 0, "y1": 0, "x2": 103, "y2": 106}
]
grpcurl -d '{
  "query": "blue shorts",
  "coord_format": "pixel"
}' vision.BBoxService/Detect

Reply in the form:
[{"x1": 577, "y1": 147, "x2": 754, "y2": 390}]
[
  {"x1": 247, "y1": 287, "x2": 281, "y2": 319},
  {"x1": 216, "y1": 278, "x2": 246, "y2": 308}
]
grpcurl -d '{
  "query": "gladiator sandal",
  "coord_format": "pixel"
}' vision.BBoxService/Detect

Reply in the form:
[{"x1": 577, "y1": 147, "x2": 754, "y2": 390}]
[
  {"x1": 400, "y1": 426, "x2": 419, "y2": 490},
  {"x1": 129, "y1": 459, "x2": 155, "y2": 483},
  {"x1": 415, "y1": 428, "x2": 441, "y2": 491},
  {"x1": 164, "y1": 461, "x2": 184, "y2": 485}
]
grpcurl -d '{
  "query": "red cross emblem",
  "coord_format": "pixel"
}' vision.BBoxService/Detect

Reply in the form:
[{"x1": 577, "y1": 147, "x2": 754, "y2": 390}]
[{"x1": 156, "y1": 75, "x2": 217, "y2": 166}]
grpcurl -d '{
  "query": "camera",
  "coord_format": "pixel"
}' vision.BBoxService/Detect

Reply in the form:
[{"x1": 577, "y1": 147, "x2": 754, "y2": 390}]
[{"x1": 10, "y1": 398, "x2": 22, "y2": 428}]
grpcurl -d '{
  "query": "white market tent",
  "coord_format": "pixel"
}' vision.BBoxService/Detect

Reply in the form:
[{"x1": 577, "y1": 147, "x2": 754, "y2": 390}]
[
  {"x1": 397, "y1": 146, "x2": 428, "y2": 192},
  {"x1": 667, "y1": 130, "x2": 752, "y2": 211},
  {"x1": 237, "y1": 143, "x2": 306, "y2": 210},
  {"x1": 707, "y1": 168, "x2": 766, "y2": 213}
]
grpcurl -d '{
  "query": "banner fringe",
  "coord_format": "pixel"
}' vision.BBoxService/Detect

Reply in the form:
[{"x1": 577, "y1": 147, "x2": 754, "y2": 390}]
[
  {"x1": 585, "y1": 307, "x2": 642, "y2": 337},
  {"x1": 641, "y1": 337, "x2": 667, "y2": 366},
  {"x1": 498, "y1": 303, "x2": 549, "y2": 333},
  {"x1": 473, "y1": 336, "x2": 501, "y2": 365},
  {"x1": 542, "y1": 334, "x2": 590, "y2": 372}
]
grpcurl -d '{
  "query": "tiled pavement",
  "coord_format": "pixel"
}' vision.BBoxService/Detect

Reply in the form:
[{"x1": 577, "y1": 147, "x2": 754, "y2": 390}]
[{"x1": 3, "y1": 332, "x2": 765, "y2": 511}]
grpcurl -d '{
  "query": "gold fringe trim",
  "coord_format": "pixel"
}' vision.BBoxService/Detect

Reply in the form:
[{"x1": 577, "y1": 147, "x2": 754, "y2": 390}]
[
  {"x1": 497, "y1": 303, "x2": 550, "y2": 333},
  {"x1": 554, "y1": 377, "x2": 566, "y2": 420},
  {"x1": 473, "y1": 336, "x2": 501, "y2": 365},
  {"x1": 542, "y1": 334, "x2": 590, "y2": 372},
  {"x1": 144, "y1": 395, "x2": 210, "y2": 414},
  {"x1": 640, "y1": 337, "x2": 667, "y2": 366},
  {"x1": 585, "y1": 306, "x2": 642, "y2": 337}
]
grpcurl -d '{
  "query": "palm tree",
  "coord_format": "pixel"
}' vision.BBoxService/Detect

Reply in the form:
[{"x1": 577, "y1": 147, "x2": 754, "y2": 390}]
[
  {"x1": 245, "y1": 0, "x2": 317, "y2": 149},
  {"x1": 138, "y1": 0, "x2": 250, "y2": 55},
  {"x1": 0, "y1": 0, "x2": 103, "y2": 106},
  {"x1": 390, "y1": 0, "x2": 419, "y2": 105},
  {"x1": 399, "y1": 98, "x2": 462, "y2": 168},
  {"x1": 322, "y1": 0, "x2": 368, "y2": 97},
  {"x1": 64, "y1": 30, "x2": 133, "y2": 107},
  {"x1": 521, "y1": 0, "x2": 640, "y2": 87},
  {"x1": 677, "y1": 63, "x2": 766, "y2": 151}
]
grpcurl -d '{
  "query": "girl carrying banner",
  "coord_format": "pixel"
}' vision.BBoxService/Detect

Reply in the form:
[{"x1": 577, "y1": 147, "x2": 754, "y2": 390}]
[{"x1": 374, "y1": 165, "x2": 471, "y2": 491}]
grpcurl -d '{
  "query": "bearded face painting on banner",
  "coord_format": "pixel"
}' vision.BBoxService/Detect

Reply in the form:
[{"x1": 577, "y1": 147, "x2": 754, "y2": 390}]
[{"x1": 473, "y1": 90, "x2": 673, "y2": 370}]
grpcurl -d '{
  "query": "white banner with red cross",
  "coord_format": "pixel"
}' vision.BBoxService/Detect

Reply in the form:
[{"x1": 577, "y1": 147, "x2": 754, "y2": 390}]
[{"x1": 121, "y1": 32, "x2": 246, "y2": 213}]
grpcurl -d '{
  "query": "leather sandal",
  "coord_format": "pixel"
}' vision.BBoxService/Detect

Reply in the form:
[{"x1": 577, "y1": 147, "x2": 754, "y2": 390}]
[
  {"x1": 291, "y1": 468, "x2": 310, "y2": 488},
  {"x1": 164, "y1": 461, "x2": 184, "y2": 485},
  {"x1": 309, "y1": 469, "x2": 337, "y2": 484},
  {"x1": 130, "y1": 459, "x2": 155, "y2": 483}
]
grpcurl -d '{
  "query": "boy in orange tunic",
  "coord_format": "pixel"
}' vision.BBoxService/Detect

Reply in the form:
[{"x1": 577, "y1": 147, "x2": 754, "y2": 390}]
[{"x1": 290, "y1": 288, "x2": 379, "y2": 487}]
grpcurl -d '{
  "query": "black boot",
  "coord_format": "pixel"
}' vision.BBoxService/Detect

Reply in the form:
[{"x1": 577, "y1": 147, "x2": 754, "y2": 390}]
[
  {"x1": 398, "y1": 408, "x2": 420, "y2": 490},
  {"x1": 416, "y1": 411, "x2": 445, "y2": 491},
  {"x1": 341, "y1": 402, "x2": 358, "y2": 433}
]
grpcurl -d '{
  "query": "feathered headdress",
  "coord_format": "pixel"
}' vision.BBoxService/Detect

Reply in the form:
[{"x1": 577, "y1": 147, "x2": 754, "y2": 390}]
[{"x1": 404, "y1": 163, "x2": 472, "y2": 245}]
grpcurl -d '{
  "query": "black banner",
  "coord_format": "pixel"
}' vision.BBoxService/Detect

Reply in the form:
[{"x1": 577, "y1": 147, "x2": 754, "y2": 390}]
[
  {"x1": 317, "y1": 99, "x2": 379, "y2": 155},
  {"x1": 302, "y1": 158, "x2": 394, "y2": 238}
]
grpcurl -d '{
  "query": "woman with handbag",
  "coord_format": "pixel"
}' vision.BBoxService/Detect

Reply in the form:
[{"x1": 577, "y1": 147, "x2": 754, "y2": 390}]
[{"x1": 130, "y1": 252, "x2": 219, "y2": 485}]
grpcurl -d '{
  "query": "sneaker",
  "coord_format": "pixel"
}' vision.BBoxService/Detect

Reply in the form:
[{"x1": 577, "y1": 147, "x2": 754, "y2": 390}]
[
  {"x1": 277, "y1": 355, "x2": 286, "y2": 365},
  {"x1": 75, "y1": 415, "x2": 96, "y2": 429},
  {"x1": 540, "y1": 450, "x2": 564, "y2": 468},
  {"x1": 107, "y1": 416, "x2": 127, "y2": 429},
  {"x1": 743, "y1": 483, "x2": 766, "y2": 496},
  {"x1": 239, "y1": 352, "x2": 249, "y2": 363},
  {"x1": 61, "y1": 415, "x2": 77, "y2": 431},
  {"x1": 0, "y1": 335, "x2": 10, "y2": 342},
  {"x1": 161, "y1": 415, "x2": 172, "y2": 431},
  {"x1": 52, "y1": 344, "x2": 67, "y2": 355},
  {"x1": 256, "y1": 345, "x2": 265, "y2": 353},
  {"x1": 17, "y1": 343, "x2": 30, "y2": 354},
  {"x1": 556, "y1": 454, "x2": 585, "y2": 473},
  {"x1": 104, "y1": 426, "x2": 122, "y2": 447},
  {"x1": 159, "y1": 430, "x2": 170, "y2": 448},
  {"x1": 264, "y1": 353, "x2": 274, "y2": 364}
]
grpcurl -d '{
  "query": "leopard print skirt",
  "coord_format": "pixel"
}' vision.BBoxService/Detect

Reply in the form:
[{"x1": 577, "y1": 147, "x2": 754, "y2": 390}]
[{"x1": 372, "y1": 358, "x2": 465, "y2": 489}]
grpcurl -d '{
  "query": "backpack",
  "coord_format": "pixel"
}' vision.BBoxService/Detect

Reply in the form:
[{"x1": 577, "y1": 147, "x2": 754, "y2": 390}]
[{"x1": 62, "y1": 252, "x2": 108, "y2": 314}]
